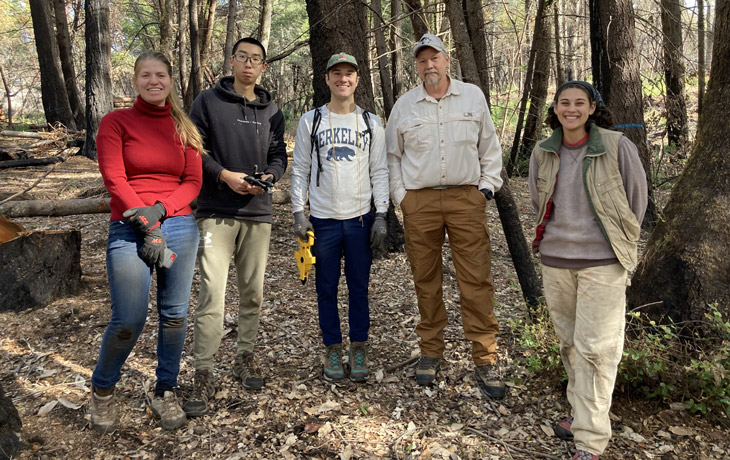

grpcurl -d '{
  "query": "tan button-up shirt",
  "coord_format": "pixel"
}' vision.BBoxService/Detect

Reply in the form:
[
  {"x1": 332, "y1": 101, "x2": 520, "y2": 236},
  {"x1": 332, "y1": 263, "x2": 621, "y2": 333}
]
[{"x1": 385, "y1": 78, "x2": 503, "y2": 205}]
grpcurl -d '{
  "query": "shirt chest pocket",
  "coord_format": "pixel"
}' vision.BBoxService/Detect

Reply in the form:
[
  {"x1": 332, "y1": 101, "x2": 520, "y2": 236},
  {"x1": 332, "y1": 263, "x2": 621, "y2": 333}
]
[
  {"x1": 401, "y1": 118, "x2": 433, "y2": 153},
  {"x1": 444, "y1": 111, "x2": 481, "y2": 146}
]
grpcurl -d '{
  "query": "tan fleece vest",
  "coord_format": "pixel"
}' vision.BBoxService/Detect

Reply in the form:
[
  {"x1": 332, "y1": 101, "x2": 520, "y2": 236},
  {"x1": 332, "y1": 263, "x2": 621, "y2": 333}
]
[{"x1": 534, "y1": 125, "x2": 641, "y2": 271}]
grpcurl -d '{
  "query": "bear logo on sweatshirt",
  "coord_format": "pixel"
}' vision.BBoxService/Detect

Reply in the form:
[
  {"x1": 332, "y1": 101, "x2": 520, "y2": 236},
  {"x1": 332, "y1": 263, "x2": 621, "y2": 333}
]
[{"x1": 326, "y1": 146, "x2": 356, "y2": 161}]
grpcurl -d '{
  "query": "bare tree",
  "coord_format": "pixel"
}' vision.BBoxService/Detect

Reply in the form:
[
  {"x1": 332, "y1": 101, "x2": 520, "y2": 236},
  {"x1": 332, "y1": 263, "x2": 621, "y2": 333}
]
[
  {"x1": 221, "y1": 0, "x2": 237, "y2": 76},
  {"x1": 403, "y1": 0, "x2": 429, "y2": 40},
  {"x1": 698, "y1": 0, "x2": 706, "y2": 118},
  {"x1": 628, "y1": 0, "x2": 730, "y2": 324},
  {"x1": 390, "y1": 0, "x2": 404, "y2": 102},
  {"x1": 661, "y1": 0, "x2": 689, "y2": 147},
  {"x1": 83, "y1": 0, "x2": 113, "y2": 161},
  {"x1": 29, "y1": 0, "x2": 76, "y2": 129},
  {"x1": 373, "y1": 0, "x2": 395, "y2": 117},
  {"x1": 52, "y1": 0, "x2": 84, "y2": 129},
  {"x1": 258, "y1": 0, "x2": 273, "y2": 52},
  {"x1": 188, "y1": 0, "x2": 202, "y2": 100},
  {"x1": 158, "y1": 0, "x2": 174, "y2": 52},
  {"x1": 178, "y1": 0, "x2": 191, "y2": 109}
]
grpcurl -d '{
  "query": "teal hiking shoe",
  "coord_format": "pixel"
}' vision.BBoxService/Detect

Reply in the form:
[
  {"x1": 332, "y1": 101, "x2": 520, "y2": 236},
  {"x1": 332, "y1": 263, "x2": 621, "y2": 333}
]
[
  {"x1": 323, "y1": 343, "x2": 345, "y2": 381},
  {"x1": 348, "y1": 342, "x2": 369, "y2": 382}
]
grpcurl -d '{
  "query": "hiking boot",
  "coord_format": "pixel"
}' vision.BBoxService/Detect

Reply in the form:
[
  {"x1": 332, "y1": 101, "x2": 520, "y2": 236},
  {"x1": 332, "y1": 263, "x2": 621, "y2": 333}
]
[
  {"x1": 415, "y1": 356, "x2": 441, "y2": 386},
  {"x1": 183, "y1": 369, "x2": 215, "y2": 417},
  {"x1": 233, "y1": 352, "x2": 264, "y2": 390},
  {"x1": 554, "y1": 416, "x2": 574, "y2": 440},
  {"x1": 474, "y1": 364, "x2": 507, "y2": 399},
  {"x1": 348, "y1": 342, "x2": 369, "y2": 383},
  {"x1": 573, "y1": 450, "x2": 599, "y2": 460},
  {"x1": 150, "y1": 390, "x2": 187, "y2": 430},
  {"x1": 89, "y1": 387, "x2": 118, "y2": 433},
  {"x1": 323, "y1": 343, "x2": 346, "y2": 381}
]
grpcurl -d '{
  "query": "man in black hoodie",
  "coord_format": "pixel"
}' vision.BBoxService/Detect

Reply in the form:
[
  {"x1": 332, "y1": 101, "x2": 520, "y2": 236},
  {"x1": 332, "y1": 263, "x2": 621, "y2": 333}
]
[{"x1": 184, "y1": 37, "x2": 287, "y2": 416}]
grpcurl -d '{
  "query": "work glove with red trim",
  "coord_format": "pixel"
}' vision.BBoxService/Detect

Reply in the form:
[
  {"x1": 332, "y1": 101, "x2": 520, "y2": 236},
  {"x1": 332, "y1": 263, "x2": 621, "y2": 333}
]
[{"x1": 123, "y1": 202, "x2": 166, "y2": 234}]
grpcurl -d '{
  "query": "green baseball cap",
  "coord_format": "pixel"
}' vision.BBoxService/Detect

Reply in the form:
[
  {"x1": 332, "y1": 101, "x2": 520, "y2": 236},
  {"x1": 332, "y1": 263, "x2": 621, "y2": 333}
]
[{"x1": 326, "y1": 52, "x2": 359, "y2": 72}]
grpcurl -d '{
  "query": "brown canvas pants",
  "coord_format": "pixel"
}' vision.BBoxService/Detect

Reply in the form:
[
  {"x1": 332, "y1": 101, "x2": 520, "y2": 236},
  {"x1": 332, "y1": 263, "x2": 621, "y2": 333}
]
[{"x1": 400, "y1": 186, "x2": 498, "y2": 366}]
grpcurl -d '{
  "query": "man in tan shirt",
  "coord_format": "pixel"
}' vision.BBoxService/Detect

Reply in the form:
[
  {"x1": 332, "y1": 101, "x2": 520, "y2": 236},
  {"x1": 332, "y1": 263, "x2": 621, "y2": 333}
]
[{"x1": 385, "y1": 33, "x2": 505, "y2": 398}]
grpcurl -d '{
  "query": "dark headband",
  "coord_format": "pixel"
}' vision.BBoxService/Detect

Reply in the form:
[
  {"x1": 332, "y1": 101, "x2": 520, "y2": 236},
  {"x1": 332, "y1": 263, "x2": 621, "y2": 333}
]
[{"x1": 554, "y1": 80, "x2": 605, "y2": 107}]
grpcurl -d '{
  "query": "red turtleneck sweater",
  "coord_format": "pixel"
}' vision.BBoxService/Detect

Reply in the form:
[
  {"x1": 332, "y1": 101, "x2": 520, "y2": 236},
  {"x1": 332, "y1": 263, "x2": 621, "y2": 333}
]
[{"x1": 97, "y1": 96, "x2": 202, "y2": 221}]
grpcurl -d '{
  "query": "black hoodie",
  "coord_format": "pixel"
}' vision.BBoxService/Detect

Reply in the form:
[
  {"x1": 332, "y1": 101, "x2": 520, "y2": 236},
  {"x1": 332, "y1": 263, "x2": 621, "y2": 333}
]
[{"x1": 190, "y1": 76, "x2": 287, "y2": 223}]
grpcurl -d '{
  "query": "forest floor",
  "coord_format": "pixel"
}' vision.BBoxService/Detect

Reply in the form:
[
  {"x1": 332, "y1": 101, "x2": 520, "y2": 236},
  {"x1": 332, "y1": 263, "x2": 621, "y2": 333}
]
[{"x1": 1, "y1": 150, "x2": 729, "y2": 460}]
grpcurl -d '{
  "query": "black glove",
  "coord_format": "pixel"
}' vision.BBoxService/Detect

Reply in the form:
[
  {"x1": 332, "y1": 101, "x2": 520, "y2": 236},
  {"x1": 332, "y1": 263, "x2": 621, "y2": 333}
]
[
  {"x1": 123, "y1": 202, "x2": 166, "y2": 234},
  {"x1": 293, "y1": 211, "x2": 314, "y2": 240},
  {"x1": 480, "y1": 188, "x2": 494, "y2": 201},
  {"x1": 139, "y1": 227, "x2": 167, "y2": 267},
  {"x1": 370, "y1": 212, "x2": 387, "y2": 250}
]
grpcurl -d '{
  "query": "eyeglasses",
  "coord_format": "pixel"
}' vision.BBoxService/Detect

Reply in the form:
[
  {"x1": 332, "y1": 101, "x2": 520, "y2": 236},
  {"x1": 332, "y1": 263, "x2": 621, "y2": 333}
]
[{"x1": 232, "y1": 54, "x2": 264, "y2": 66}]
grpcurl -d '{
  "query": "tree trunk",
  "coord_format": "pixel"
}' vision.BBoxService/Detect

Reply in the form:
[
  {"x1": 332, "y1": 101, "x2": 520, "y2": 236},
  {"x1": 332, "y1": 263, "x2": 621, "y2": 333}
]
[
  {"x1": 0, "y1": 66, "x2": 12, "y2": 127},
  {"x1": 515, "y1": 2, "x2": 552, "y2": 177},
  {"x1": 221, "y1": 0, "x2": 237, "y2": 76},
  {"x1": 390, "y1": 0, "x2": 404, "y2": 101},
  {"x1": 158, "y1": 0, "x2": 174, "y2": 52},
  {"x1": 373, "y1": 0, "x2": 394, "y2": 118},
  {"x1": 305, "y1": 0, "x2": 375, "y2": 111},
  {"x1": 403, "y1": 0, "x2": 430, "y2": 39},
  {"x1": 553, "y1": 0, "x2": 565, "y2": 87},
  {"x1": 627, "y1": 0, "x2": 730, "y2": 325},
  {"x1": 0, "y1": 383, "x2": 22, "y2": 460},
  {"x1": 464, "y1": 0, "x2": 492, "y2": 103},
  {"x1": 698, "y1": 0, "x2": 706, "y2": 118},
  {"x1": 590, "y1": 0, "x2": 657, "y2": 228},
  {"x1": 178, "y1": 0, "x2": 191, "y2": 110},
  {"x1": 258, "y1": 0, "x2": 273, "y2": 53},
  {"x1": 29, "y1": 0, "x2": 76, "y2": 130},
  {"x1": 83, "y1": 0, "x2": 113, "y2": 161},
  {"x1": 52, "y1": 0, "x2": 85, "y2": 129},
  {"x1": 199, "y1": 0, "x2": 217, "y2": 87},
  {"x1": 188, "y1": 0, "x2": 202, "y2": 100},
  {"x1": 506, "y1": 0, "x2": 548, "y2": 177},
  {"x1": 660, "y1": 0, "x2": 688, "y2": 147},
  {"x1": 446, "y1": 0, "x2": 542, "y2": 311},
  {"x1": 444, "y1": 0, "x2": 480, "y2": 87}
]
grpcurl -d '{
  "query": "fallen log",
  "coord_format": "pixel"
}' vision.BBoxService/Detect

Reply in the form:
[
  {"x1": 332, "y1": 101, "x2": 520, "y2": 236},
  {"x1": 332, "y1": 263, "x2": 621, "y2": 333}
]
[
  {"x1": 0, "y1": 198, "x2": 111, "y2": 217},
  {"x1": 0, "y1": 157, "x2": 64, "y2": 169},
  {"x1": 1, "y1": 130, "x2": 51, "y2": 139},
  {"x1": 0, "y1": 230, "x2": 81, "y2": 312},
  {"x1": 0, "y1": 191, "x2": 290, "y2": 217}
]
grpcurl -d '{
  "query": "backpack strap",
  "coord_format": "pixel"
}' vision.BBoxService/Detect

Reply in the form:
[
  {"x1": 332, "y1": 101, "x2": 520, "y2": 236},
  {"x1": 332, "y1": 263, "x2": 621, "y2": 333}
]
[
  {"x1": 361, "y1": 110, "x2": 372, "y2": 153},
  {"x1": 310, "y1": 107, "x2": 323, "y2": 186}
]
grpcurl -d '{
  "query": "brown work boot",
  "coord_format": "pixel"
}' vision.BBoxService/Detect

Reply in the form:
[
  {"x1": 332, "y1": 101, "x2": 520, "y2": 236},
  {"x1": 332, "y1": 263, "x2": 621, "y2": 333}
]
[
  {"x1": 233, "y1": 352, "x2": 264, "y2": 390},
  {"x1": 89, "y1": 386, "x2": 118, "y2": 433},
  {"x1": 149, "y1": 390, "x2": 187, "y2": 430},
  {"x1": 415, "y1": 356, "x2": 441, "y2": 385},
  {"x1": 474, "y1": 363, "x2": 506, "y2": 399},
  {"x1": 183, "y1": 369, "x2": 216, "y2": 417}
]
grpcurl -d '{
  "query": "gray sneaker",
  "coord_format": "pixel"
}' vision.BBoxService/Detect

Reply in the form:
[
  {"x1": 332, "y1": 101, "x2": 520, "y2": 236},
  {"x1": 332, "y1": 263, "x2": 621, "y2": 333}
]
[
  {"x1": 149, "y1": 390, "x2": 187, "y2": 430},
  {"x1": 475, "y1": 364, "x2": 506, "y2": 399},
  {"x1": 183, "y1": 369, "x2": 215, "y2": 417},
  {"x1": 415, "y1": 356, "x2": 441, "y2": 385},
  {"x1": 348, "y1": 342, "x2": 369, "y2": 382},
  {"x1": 89, "y1": 387, "x2": 118, "y2": 433},
  {"x1": 233, "y1": 352, "x2": 264, "y2": 390},
  {"x1": 323, "y1": 343, "x2": 346, "y2": 381}
]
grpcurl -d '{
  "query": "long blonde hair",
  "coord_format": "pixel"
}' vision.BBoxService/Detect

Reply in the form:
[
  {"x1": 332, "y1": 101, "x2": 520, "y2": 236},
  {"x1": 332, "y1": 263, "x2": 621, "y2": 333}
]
[{"x1": 134, "y1": 51, "x2": 206, "y2": 154}]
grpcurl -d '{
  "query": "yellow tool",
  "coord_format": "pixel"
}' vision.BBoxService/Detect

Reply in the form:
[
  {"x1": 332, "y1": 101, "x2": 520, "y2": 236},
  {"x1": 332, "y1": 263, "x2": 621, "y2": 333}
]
[{"x1": 295, "y1": 231, "x2": 316, "y2": 285}]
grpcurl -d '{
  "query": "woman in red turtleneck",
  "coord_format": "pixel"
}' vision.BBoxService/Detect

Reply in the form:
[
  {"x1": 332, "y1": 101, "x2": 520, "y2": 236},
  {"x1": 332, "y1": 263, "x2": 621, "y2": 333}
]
[{"x1": 89, "y1": 51, "x2": 204, "y2": 433}]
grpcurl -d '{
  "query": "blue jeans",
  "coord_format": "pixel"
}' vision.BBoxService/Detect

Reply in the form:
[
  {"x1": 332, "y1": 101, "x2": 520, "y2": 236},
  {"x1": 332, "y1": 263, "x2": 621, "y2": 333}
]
[
  {"x1": 91, "y1": 214, "x2": 199, "y2": 391},
  {"x1": 310, "y1": 214, "x2": 373, "y2": 346}
]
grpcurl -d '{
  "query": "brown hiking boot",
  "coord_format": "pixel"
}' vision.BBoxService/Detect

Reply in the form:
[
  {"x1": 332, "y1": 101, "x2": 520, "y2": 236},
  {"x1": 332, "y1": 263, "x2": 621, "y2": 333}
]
[
  {"x1": 233, "y1": 352, "x2": 264, "y2": 390},
  {"x1": 474, "y1": 363, "x2": 506, "y2": 399},
  {"x1": 89, "y1": 386, "x2": 118, "y2": 433},
  {"x1": 323, "y1": 343, "x2": 346, "y2": 381},
  {"x1": 149, "y1": 390, "x2": 187, "y2": 430},
  {"x1": 183, "y1": 369, "x2": 216, "y2": 417},
  {"x1": 348, "y1": 342, "x2": 369, "y2": 382},
  {"x1": 415, "y1": 356, "x2": 441, "y2": 385}
]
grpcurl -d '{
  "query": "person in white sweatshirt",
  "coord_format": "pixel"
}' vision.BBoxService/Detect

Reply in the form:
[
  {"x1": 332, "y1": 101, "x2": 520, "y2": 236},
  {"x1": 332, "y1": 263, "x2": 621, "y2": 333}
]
[{"x1": 291, "y1": 52, "x2": 389, "y2": 383}]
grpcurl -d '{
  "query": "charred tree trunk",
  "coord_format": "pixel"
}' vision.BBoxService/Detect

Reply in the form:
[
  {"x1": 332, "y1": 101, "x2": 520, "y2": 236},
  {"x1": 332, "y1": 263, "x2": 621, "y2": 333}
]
[
  {"x1": 390, "y1": 0, "x2": 404, "y2": 101},
  {"x1": 221, "y1": 0, "x2": 237, "y2": 76},
  {"x1": 83, "y1": 0, "x2": 113, "y2": 161},
  {"x1": 628, "y1": 0, "x2": 730, "y2": 325},
  {"x1": 29, "y1": 0, "x2": 76, "y2": 129},
  {"x1": 660, "y1": 0, "x2": 688, "y2": 147},
  {"x1": 0, "y1": 384, "x2": 22, "y2": 460},
  {"x1": 373, "y1": 0, "x2": 395, "y2": 118},
  {"x1": 590, "y1": 0, "x2": 657, "y2": 228},
  {"x1": 0, "y1": 66, "x2": 12, "y2": 128},
  {"x1": 446, "y1": 0, "x2": 542, "y2": 311},
  {"x1": 188, "y1": 0, "x2": 202, "y2": 100},
  {"x1": 199, "y1": 0, "x2": 216, "y2": 87},
  {"x1": 52, "y1": 0, "x2": 85, "y2": 129},
  {"x1": 403, "y1": 0, "x2": 430, "y2": 40},
  {"x1": 698, "y1": 0, "x2": 706, "y2": 118},
  {"x1": 464, "y1": 0, "x2": 492, "y2": 103}
]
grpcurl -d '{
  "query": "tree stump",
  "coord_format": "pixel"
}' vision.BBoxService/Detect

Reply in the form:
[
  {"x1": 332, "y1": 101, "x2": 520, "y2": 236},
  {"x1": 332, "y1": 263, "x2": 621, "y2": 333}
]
[
  {"x1": 0, "y1": 384, "x2": 22, "y2": 460},
  {"x1": 0, "y1": 230, "x2": 81, "y2": 311}
]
